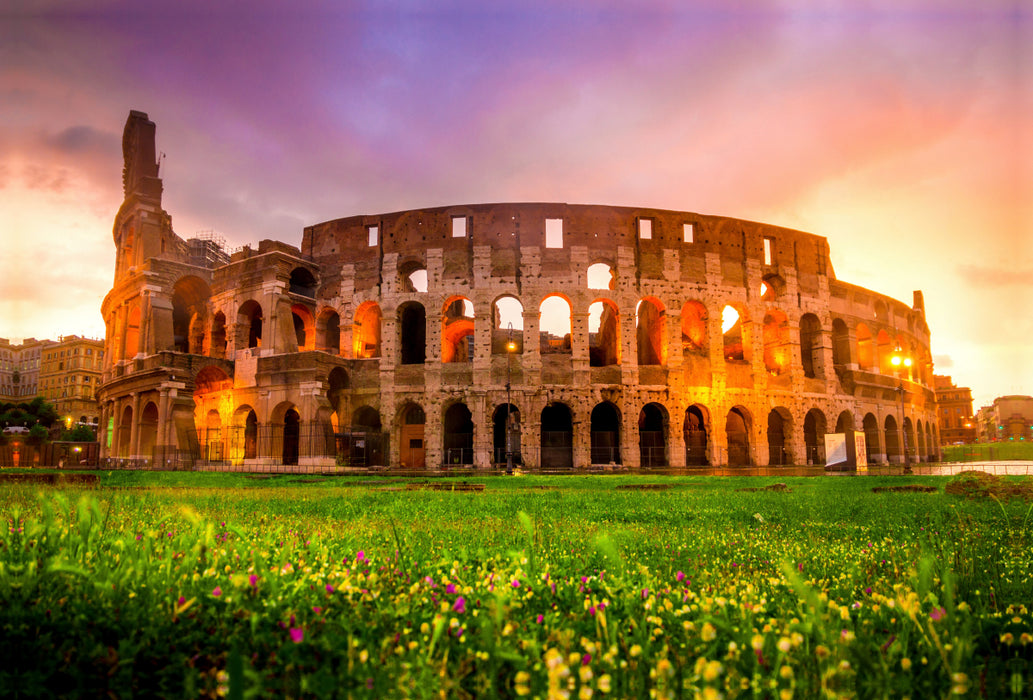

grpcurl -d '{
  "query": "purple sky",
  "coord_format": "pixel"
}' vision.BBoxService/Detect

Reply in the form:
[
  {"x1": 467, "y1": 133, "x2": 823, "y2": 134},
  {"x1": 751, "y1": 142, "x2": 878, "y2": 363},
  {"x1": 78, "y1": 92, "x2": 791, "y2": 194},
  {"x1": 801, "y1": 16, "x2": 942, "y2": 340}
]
[{"x1": 1, "y1": 1, "x2": 1029, "y2": 407}]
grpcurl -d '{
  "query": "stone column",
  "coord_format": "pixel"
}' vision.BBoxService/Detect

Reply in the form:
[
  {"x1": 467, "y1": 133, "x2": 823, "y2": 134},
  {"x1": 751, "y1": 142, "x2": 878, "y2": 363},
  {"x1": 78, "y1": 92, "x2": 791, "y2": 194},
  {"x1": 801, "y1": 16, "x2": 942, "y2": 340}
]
[{"x1": 128, "y1": 392, "x2": 142, "y2": 459}]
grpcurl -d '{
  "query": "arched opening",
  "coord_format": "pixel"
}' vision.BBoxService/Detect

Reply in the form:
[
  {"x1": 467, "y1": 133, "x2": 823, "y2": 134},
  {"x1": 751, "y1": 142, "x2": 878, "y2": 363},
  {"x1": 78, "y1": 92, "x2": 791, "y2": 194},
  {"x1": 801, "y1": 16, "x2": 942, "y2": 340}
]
[
  {"x1": 238, "y1": 300, "x2": 263, "y2": 349},
  {"x1": 441, "y1": 297, "x2": 475, "y2": 363},
  {"x1": 862, "y1": 413, "x2": 880, "y2": 463},
  {"x1": 903, "y1": 417, "x2": 916, "y2": 463},
  {"x1": 118, "y1": 405, "x2": 133, "y2": 458},
  {"x1": 590, "y1": 402, "x2": 621, "y2": 465},
  {"x1": 760, "y1": 274, "x2": 785, "y2": 301},
  {"x1": 726, "y1": 407, "x2": 751, "y2": 466},
  {"x1": 230, "y1": 406, "x2": 259, "y2": 462},
  {"x1": 318, "y1": 309, "x2": 341, "y2": 354},
  {"x1": 443, "y1": 403, "x2": 474, "y2": 465},
  {"x1": 327, "y1": 367, "x2": 349, "y2": 417},
  {"x1": 283, "y1": 409, "x2": 300, "y2": 465},
  {"x1": 799, "y1": 313, "x2": 822, "y2": 378},
  {"x1": 832, "y1": 318, "x2": 851, "y2": 367},
  {"x1": 856, "y1": 323, "x2": 873, "y2": 371},
  {"x1": 876, "y1": 329, "x2": 894, "y2": 375},
  {"x1": 172, "y1": 276, "x2": 211, "y2": 353},
  {"x1": 681, "y1": 301, "x2": 707, "y2": 355},
  {"x1": 884, "y1": 414, "x2": 901, "y2": 463},
  {"x1": 398, "y1": 259, "x2": 428, "y2": 293},
  {"x1": 803, "y1": 408, "x2": 827, "y2": 464},
  {"x1": 588, "y1": 300, "x2": 620, "y2": 367},
  {"x1": 139, "y1": 402, "x2": 158, "y2": 463},
  {"x1": 203, "y1": 408, "x2": 222, "y2": 462},
  {"x1": 345, "y1": 406, "x2": 383, "y2": 467},
  {"x1": 587, "y1": 262, "x2": 614, "y2": 290},
  {"x1": 762, "y1": 310, "x2": 791, "y2": 375},
  {"x1": 210, "y1": 311, "x2": 227, "y2": 359},
  {"x1": 493, "y1": 403, "x2": 521, "y2": 465},
  {"x1": 722, "y1": 305, "x2": 751, "y2": 362},
  {"x1": 398, "y1": 302, "x2": 426, "y2": 365},
  {"x1": 684, "y1": 405, "x2": 709, "y2": 466},
  {"x1": 493, "y1": 296, "x2": 524, "y2": 354},
  {"x1": 539, "y1": 295, "x2": 572, "y2": 355},
  {"x1": 639, "y1": 403, "x2": 667, "y2": 467},
  {"x1": 835, "y1": 411, "x2": 855, "y2": 433},
  {"x1": 540, "y1": 403, "x2": 573, "y2": 469},
  {"x1": 767, "y1": 408, "x2": 790, "y2": 466},
  {"x1": 124, "y1": 304, "x2": 141, "y2": 360},
  {"x1": 289, "y1": 267, "x2": 317, "y2": 297},
  {"x1": 292, "y1": 304, "x2": 315, "y2": 352},
  {"x1": 636, "y1": 298, "x2": 665, "y2": 366},
  {"x1": 399, "y1": 403, "x2": 426, "y2": 469},
  {"x1": 916, "y1": 419, "x2": 926, "y2": 463},
  {"x1": 353, "y1": 301, "x2": 382, "y2": 358}
]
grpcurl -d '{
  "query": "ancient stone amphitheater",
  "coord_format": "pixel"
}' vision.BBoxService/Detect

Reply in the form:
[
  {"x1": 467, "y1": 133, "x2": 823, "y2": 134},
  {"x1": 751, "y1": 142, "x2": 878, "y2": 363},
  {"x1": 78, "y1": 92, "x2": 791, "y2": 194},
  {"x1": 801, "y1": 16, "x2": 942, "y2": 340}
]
[{"x1": 99, "y1": 111, "x2": 939, "y2": 470}]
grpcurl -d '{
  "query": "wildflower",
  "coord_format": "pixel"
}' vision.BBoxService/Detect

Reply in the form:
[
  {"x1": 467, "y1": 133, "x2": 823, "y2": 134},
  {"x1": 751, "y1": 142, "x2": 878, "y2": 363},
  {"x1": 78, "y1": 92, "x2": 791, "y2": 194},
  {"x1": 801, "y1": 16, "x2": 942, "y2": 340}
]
[
  {"x1": 901, "y1": 657, "x2": 912, "y2": 671},
  {"x1": 777, "y1": 637, "x2": 791, "y2": 653},
  {"x1": 702, "y1": 660, "x2": 723, "y2": 682},
  {"x1": 598, "y1": 674, "x2": 612, "y2": 693},
  {"x1": 582, "y1": 653, "x2": 592, "y2": 666},
  {"x1": 629, "y1": 644, "x2": 642, "y2": 657},
  {"x1": 536, "y1": 614, "x2": 544, "y2": 624},
  {"x1": 511, "y1": 579, "x2": 520, "y2": 588},
  {"x1": 930, "y1": 607, "x2": 946, "y2": 622},
  {"x1": 676, "y1": 571, "x2": 685, "y2": 582},
  {"x1": 325, "y1": 583, "x2": 334, "y2": 593},
  {"x1": 212, "y1": 586, "x2": 222, "y2": 597},
  {"x1": 446, "y1": 583, "x2": 456, "y2": 594},
  {"x1": 642, "y1": 588, "x2": 649, "y2": 599},
  {"x1": 289, "y1": 627, "x2": 304, "y2": 643},
  {"x1": 514, "y1": 670, "x2": 531, "y2": 696},
  {"x1": 701, "y1": 622, "x2": 717, "y2": 642},
  {"x1": 356, "y1": 550, "x2": 367, "y2": 563},
  {"x1": 249, "y1": 574, "x2": 258, "y2": 587},
  {"x1": 453, "y1": 596, "x2": 466, "y2": 614}
]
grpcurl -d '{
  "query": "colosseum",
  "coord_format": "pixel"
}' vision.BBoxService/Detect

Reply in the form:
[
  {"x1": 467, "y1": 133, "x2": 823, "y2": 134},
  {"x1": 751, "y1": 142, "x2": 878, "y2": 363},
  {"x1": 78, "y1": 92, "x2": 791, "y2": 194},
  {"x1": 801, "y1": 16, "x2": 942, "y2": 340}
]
[{"x1": 97, "y1": 111, "x2": 940, "y2": 470}]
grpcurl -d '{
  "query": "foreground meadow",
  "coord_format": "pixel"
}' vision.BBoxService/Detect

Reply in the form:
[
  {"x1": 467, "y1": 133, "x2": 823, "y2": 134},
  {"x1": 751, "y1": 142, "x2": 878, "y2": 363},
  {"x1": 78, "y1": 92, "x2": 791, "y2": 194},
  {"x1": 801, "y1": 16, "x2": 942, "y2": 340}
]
[{"x1": 1, "y1": 473, "x2": 1031, "y2": 699}]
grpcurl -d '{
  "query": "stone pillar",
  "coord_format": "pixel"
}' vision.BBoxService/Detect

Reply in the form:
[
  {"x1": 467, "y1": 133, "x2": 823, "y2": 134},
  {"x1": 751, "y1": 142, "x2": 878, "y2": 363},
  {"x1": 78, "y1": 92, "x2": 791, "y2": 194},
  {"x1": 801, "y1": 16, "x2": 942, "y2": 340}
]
[
  {"x1": 157, "y1": 387, "x2": 171, "y2": 466},
  {"x1": 669, "y1": 411, "x2": 686, "y2": 468},
  {"x1": 128, "y1": 392, "x2": 142, "y2": 459}
]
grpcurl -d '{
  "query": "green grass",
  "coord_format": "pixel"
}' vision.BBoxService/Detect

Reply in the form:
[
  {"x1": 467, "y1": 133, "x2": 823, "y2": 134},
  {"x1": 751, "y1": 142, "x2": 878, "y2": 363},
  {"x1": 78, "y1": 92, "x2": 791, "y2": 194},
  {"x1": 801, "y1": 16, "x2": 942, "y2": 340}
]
[
  {"x1": 942, "y1": 441, "x2": 1033, "y2": 462},
  {"x1": 2, "y1": 474, "x2": 1031, "y2": 698}
]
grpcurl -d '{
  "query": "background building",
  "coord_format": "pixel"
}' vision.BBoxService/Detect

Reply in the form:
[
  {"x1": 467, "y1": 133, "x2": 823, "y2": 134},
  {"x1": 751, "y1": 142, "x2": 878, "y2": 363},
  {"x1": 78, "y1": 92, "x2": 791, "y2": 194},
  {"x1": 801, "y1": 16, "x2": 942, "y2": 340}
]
[
  {"x1": 39, "y1": 336, "x2": 104, "y2": 427},
  {"x1": 0, "y1": 337, "x2": 54, "y2": 403},
  {"x1": 975, "y1": 396, "x2": 1033, "y2": 443},
  {"x1": 933, "y1": 375, "x2": 976, "y2": 445},
  {"x1": 99, "y1": 111, "x2": 940, "y2": 469}
]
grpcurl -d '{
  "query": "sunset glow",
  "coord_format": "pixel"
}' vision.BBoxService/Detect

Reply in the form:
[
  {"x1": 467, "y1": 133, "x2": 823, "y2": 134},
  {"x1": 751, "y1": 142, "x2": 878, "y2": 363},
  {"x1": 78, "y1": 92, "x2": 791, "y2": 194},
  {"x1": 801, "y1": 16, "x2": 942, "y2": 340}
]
[{"x1": 0, "y1": 2, "x2": 1029, "y2": 406}]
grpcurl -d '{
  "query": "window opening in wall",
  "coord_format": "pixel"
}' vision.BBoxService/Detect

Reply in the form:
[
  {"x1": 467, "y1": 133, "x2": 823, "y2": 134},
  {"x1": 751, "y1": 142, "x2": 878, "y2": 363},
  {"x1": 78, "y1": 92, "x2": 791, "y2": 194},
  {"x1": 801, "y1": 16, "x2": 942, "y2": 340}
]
[
  {"x1": 722, "y1": 305, "x2": 748, "y2": 362},
  {"x1": 493, "y1": 296, "x2": 524, "y2": 354},
  {"x1": 442, "y1": 297, "x2": 475, "y2": 363},
  {"x1": 763, "y1": 237, "x2": 774, "y2": 265},
  {"x1": 638, "y1": 218, "x2": 652, "y2": 240},
  {"x1": 539, "y1": 295, "x2": 572, "y2": 354},
  {"x1": 367, "y1": 225, "x2": 378, "y2": 247},
  {"x1": 451, "y1": 216, "x2": 467, "y2": 238},
  {"x1": 588, "y1": 300, "x2": 619, "y2": 367},
  {"x1": 635, "y1": 298, "x2": 665, "y2": 366},
  {"x1": 683, "y1": 223, "x2": 694, "y2": 243},
  {"x1": 545, "y1": 218, "x2": 563, "y2": 249},
  {"x1": 587, "y1": 262, "x2": 614, "y2": 290}
]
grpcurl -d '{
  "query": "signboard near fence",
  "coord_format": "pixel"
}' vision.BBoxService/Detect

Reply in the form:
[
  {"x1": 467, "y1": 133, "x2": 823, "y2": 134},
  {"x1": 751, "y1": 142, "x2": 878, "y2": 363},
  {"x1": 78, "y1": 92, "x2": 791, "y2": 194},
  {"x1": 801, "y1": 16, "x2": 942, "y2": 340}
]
[{"x1": 825, "y1": 430, "x2": 867, "y2": 472}]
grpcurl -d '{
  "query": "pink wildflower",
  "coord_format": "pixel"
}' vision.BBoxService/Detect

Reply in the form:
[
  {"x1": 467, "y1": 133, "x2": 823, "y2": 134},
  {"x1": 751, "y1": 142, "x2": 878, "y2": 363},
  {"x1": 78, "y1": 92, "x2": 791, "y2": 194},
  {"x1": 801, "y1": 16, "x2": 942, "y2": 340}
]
[
  {"x1": 930, "y1": 607, "x2": 946, "y2": 622},
  {"x1": 446, "y1": 583, "x2": 456, "y2": 594},
  {"x1": 356, "y1": 550, "x2": 367, "y2": 563},
  {"x1": 325, "y1": 584, "x2": 334, "y2": 593},
  {"x1": 676, "y1": 571, "x2": 685, "y2": 582},
  {"x1": 212, "y1": 586, "x2": 222, "y2": 597},
  {"x1": 249, "y1": 575, "x2": 258, "y2": 587},
  {"x1": 536, "y1": 614, "x2": 544, "y2": 624},
  {"x1": 289, "y1": 627, "x2": 304, "y2": 643},
  {"x1": 511, "y1": 579, "x2": 520, "y2": 588},
  {"x1": 453, "y1": 596, "x2": 467, "y2": 614},
  {"x1": 642, "y1": 588, "x2": 649, "y2": 599}
]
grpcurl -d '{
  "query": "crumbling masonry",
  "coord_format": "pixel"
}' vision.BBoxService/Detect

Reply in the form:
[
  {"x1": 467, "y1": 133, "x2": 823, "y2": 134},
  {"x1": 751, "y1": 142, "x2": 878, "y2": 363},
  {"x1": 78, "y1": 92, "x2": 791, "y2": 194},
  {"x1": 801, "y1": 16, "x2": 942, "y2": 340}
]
[{"x1": 98, "y1": 111, "x2": 939, "y2": 469}]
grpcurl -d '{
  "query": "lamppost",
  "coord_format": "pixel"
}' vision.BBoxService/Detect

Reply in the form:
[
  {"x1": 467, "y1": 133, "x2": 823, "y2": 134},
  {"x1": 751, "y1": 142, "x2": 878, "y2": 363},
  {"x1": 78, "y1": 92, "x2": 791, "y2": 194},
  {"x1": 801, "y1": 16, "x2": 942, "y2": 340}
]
[
  {"x1": 505, "y1": 323, "x2": 516, "y2": 475},
  {"x1": 890, "y1": 345, "x2": 912, "y2": 473}
]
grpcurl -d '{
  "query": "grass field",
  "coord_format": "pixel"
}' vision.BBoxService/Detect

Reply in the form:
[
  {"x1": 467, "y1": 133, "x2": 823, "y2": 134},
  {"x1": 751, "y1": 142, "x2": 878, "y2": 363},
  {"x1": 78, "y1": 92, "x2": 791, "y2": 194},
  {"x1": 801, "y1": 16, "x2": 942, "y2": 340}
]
[
  {"x1": 941, "y1": 441, "x2": 1033, "y2": 463},
  {"x1": 2, "y1": 472, "x2": 1031, "y2": 698}
]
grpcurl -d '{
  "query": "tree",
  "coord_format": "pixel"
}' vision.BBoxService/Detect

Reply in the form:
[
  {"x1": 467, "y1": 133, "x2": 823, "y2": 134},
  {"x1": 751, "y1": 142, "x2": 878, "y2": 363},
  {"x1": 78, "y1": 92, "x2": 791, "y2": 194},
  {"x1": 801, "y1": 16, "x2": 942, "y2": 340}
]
[
  {"x1": 26, "y1": 396, "x2": 59, "y2": 427},
  {"x1": 63, "y1": 425, "x2": 96, "y2": 442},
  {"x1": 26, "y1": 424, "x2": 49, "y2": 446}
]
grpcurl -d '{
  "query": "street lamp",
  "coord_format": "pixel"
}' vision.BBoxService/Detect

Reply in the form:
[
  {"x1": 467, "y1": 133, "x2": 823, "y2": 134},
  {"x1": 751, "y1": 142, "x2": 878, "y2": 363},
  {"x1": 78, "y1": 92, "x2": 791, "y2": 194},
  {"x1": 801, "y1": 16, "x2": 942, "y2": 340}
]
[
  {"x1": 890, "y1": 345, "x2": 912, "y2": 472},
  {"x1": 505, "y1": 323, "x2": 517, "y2": 475}
]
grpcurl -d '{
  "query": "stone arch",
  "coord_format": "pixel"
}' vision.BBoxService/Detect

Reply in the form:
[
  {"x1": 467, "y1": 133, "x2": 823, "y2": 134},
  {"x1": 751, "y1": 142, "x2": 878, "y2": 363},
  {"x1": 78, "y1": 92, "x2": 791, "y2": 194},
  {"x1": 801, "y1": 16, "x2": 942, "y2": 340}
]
[
  {"x1": 210, "y1": 311, "x2": 227, "y2": 359},
  {"x1": 493, "y1": 295, "x2": 524, "y2": 354},
  {"x1": 762, "y1": 309, "x2": 791, "y2": 375},
  {"x1": 590, "y1": 402, "x2": 621, "y2": 465},
  {"x1": 202, "y1": 408, "x2": 223, "y2": 462},
  {"x1": 916, "y1": 418, "x2": 926, "y2": 462},
  {"x1": 232, "y1": 405, "x2": 259, "y2": 461},
  {"x1": 681, "y1": 301, "x2": 708, "y2": 354},
  {"x1": 398, "y1": 402, "x2": 426, "y2": 469},
  {"x1": 172, "y1": 276, "x2": 211, "y2": 353},
  {"x1": 541, "y1": 402, "x2": 574, "y2": 469},
  {"x1": 493, "y1": 403, "x2": 521, "y2": 465},
  {"x1": 636, "y1": 297, "x2": 666, "y2": 366},
  {"x1": 441, "y1": 296, "x2": 475, "y2": 364},
  {"x1": 398, "y1": 258, "x2": 428, "y2": 293},
  {"x1": 291, "y1": 303, "x2": 315, "y2": 352},
  {"x1": 125, "y1": 304, "x2": 141, "y2": 360},
  {"x1": 760, "y1": 273, "x2": 785, "y2": 301},
  {"x1": 588, "y1": 299, "x2": 620, "y2": 367},
  {"x1": 317, "y1": 307, "x2": 341, "y2": 354},
  {"x1": 237, "y1": 300, "x2": 264, "y2": 349},
  {"x1": 803, "y1": 408, "x2": 827, "y2": 464},
  {"x1": 442, "y1": 402, "x2": 474, "y2": 465},
  {"x1": 398, "y1": 302, "x2": 426, "y2": 365},
  {"x1": 639, "y1": 402, "x2": 668, "y2": 467},
  {"x1": 862, "y1": 413, "x2": 881, "y2": 463},
  {"x1": 726, "y1": 406, "x2": 752, "y2": 466},
  {"x1": 856, "y1": 323, "x2": 873, "y2": 371},
  {"x1": 876, "y1": 329, "x2": 894, "y2": 375},
  {"x1": 270, "y1": 402, "x2": 301, "y2": 466},
  {"x1": 587, "y1": 261, "x2": 615, "y2": 290},
  {"x1": 903, "y1": 416, "x2": 916, "y2": 463},
  {"x1": 539, "y1": 294, "x2": 572, "y2": 355},
  {"x1": 799, "y1": 313, "x2": 822, "y2": 378},
  {"x1": 288, "y1": 267, "x2": 317, "y2": 297},
  {"x1": 139, "y1": 402, "x2": 158, "y2": 462},
  {"x1": 835, "y1": 410, "x2": 855, "y2": 433},
  {"x1": 327, "y1": 367, "x2": 349, "y2": 417},
  {"x1": 353, "y1": 301, "x2": 382, "y2": 358},
  {"x1": 722, "y1": 305, "x2": 751, "y2": 363},
  {"x1": 884, "y1": 414, "x2": 900, "y2": 463},
  {"x1": 118, "y1": 404, "x2": 133, "y2": 458},
  {"x1": 832, "y1": 318, "x2": 851, "y2": 367},
  {"x1": 684, "y1": 404, "x2": 709, "y2": 466},
  {"x1": 767, "y1": 407, "x2": 792, "y2": 466}
]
